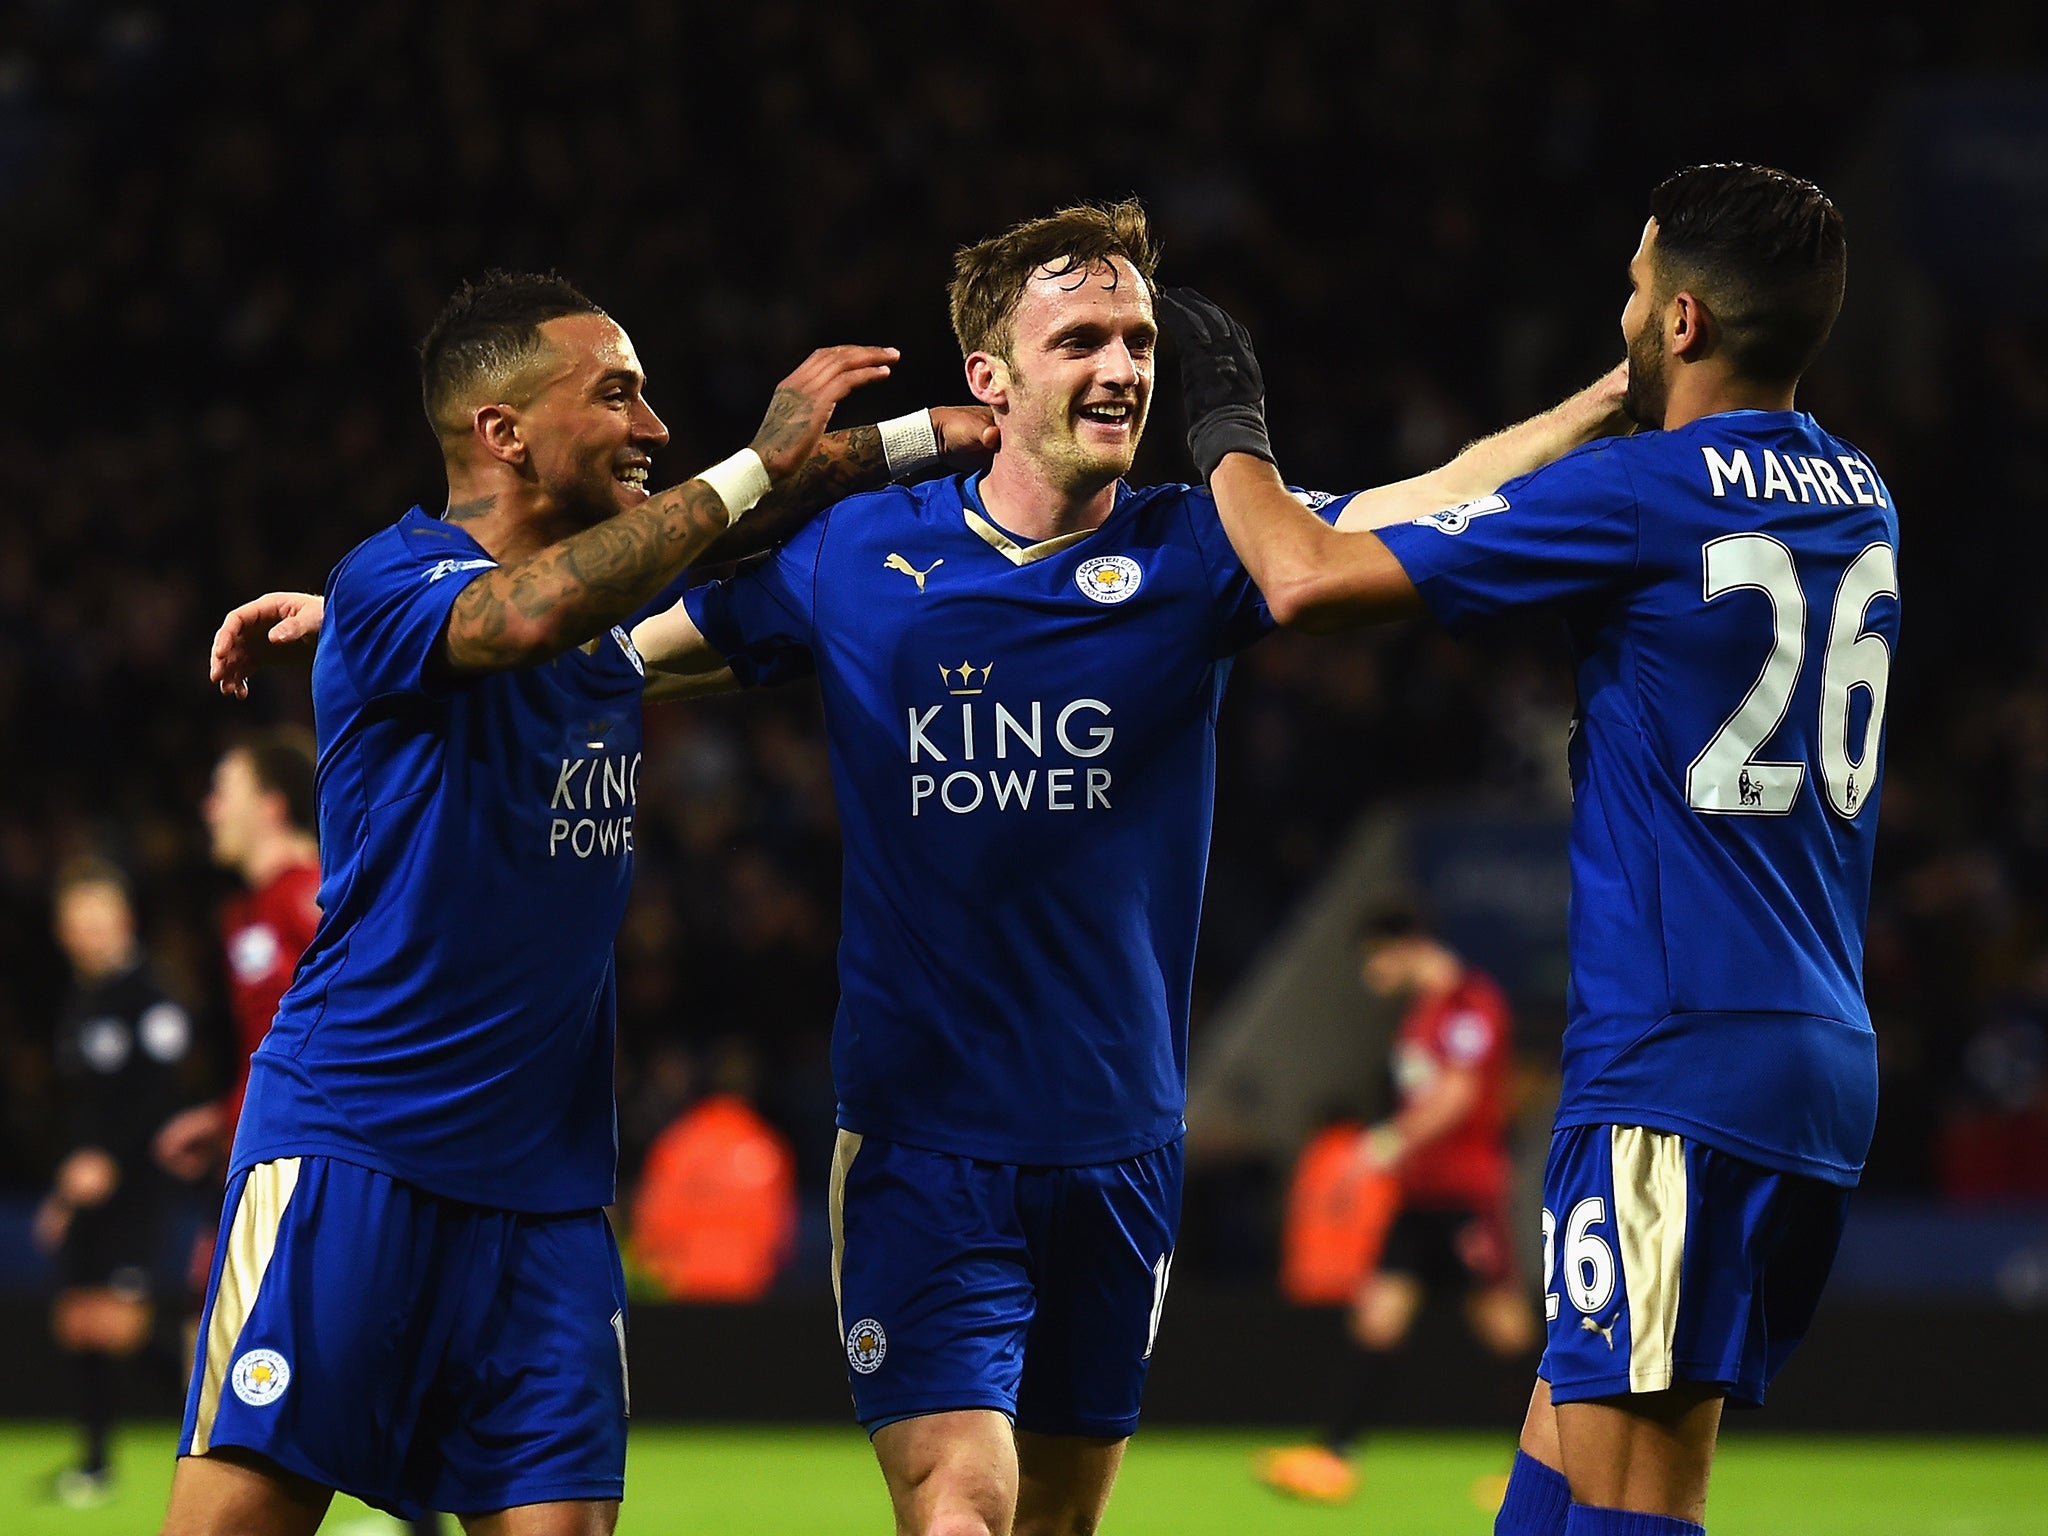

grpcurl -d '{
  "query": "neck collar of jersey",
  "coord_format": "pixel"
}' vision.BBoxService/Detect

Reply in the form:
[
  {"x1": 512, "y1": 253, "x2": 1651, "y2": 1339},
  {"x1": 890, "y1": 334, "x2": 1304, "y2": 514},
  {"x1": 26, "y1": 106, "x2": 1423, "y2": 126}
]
[{"x1": 961, "y1": 473, "x2": 1123, "y2": 567}]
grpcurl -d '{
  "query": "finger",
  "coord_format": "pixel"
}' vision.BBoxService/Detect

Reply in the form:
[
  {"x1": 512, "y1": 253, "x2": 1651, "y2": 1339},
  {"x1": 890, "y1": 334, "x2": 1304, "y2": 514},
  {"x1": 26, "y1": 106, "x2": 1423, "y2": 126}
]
[
  {"x1": 1155, "y1": 289, "x2": 1196, "y2": 335},
  {"x1": 814, "y1": 363, "x2": 893, "y2": 402},
  {"x1": 785, "y1": 346, "x2": 899, "y2": 390},
  {"x1": 270, "y1": 616, "x2": 312, "y2": 643},
  {"x1": 1160, "y1": 287, "x2": 1223, "y2": 341}
]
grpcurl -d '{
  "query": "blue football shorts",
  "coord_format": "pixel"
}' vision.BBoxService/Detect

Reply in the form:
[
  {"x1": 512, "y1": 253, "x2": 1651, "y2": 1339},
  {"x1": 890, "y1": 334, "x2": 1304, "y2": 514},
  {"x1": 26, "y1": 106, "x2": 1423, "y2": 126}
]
[
  {"x1": 829, "y1": 1132, "x2": 1183, "y2": 1439},
  {"x1": 178, "y1": 1156, "x2": 629, "y2": 1519},
  {"x1": 1539, "y1": 1124, "x2": 1852, "y2": 1408}
]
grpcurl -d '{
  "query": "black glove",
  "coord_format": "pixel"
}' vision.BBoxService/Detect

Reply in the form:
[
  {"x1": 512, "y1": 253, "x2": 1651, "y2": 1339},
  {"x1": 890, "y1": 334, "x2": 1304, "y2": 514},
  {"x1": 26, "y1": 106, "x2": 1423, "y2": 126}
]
[{"x1": 1157, "y1": 286, "x2": 1275, "y2": 481}]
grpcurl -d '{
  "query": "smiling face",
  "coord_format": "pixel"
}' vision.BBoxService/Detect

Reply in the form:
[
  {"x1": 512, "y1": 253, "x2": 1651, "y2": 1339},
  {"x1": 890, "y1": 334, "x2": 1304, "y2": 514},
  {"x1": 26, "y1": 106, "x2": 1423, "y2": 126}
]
[
  {"x1": 973, "y1": 255, "x2": 1156, "y2": 495},
  {"x1": 510, "y1": 313, "x2": 672, "y2": 526}
]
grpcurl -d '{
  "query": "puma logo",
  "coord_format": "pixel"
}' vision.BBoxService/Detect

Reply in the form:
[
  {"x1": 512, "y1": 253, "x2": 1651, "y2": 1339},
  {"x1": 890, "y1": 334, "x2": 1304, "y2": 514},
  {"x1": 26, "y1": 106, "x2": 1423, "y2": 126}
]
[
  {"x1": 884, "y1": 553, "x2": 943, "y2": 592},
  {"x1": 1581, "y1": 1315, "x2": 1617, "y2": 1351}
]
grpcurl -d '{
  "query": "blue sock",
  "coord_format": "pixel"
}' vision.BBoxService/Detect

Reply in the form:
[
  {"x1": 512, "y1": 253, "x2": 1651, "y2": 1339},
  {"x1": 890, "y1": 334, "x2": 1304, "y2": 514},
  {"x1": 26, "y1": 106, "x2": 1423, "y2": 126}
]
[
  {"x1": 1495, "y1": 1450, "x2": 1572, "y2": 1536},
  {"x1": 1564, "y1": 1504, "x2": 1705, "y2": 1536}
]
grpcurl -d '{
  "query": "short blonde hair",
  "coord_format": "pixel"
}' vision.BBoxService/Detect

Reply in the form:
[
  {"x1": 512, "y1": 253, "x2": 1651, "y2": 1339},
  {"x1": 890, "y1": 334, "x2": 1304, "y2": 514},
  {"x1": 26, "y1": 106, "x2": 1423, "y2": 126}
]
[{"x1": 948, "y1": 199, "x2": 1161, "y2": 360}]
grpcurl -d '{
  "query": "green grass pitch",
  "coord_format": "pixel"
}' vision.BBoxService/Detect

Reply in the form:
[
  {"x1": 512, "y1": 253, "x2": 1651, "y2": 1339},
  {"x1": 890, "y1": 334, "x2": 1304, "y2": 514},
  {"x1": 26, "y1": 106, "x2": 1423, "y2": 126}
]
[{"x1": 4, "y1": 1423, "x2": 2043, "y2": 1533}]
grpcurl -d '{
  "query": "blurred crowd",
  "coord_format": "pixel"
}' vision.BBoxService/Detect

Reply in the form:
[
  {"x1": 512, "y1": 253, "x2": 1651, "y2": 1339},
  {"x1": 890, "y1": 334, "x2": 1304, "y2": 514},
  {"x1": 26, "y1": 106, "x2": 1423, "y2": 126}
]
[{"x1": 2, "y1": 1, "x2": 2045, "y2": 1291}]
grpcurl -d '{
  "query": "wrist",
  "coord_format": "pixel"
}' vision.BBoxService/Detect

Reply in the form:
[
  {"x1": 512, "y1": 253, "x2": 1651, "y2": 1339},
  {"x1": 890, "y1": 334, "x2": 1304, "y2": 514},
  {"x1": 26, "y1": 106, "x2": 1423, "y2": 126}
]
[
  {"x1": 879, "y1": 410, "x2": 941, "y2": 479},
  {"x1": 1187, "y1": 403, "x2": 1274, "y2": 483},
  {"x1": 697, "y1": 449, "x2": 772, "y2": 527}
]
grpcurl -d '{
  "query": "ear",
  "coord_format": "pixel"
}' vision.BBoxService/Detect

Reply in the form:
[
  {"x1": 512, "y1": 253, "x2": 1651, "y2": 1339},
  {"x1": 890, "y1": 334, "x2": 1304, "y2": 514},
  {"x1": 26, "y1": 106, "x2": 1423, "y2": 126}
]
[
  {"x1": 964, "y1": 351, "x2": 1011, "y2": 411},
  {"x1": 473, "y1": 404, "x2": 528, "y2": 466},
  {"x1": 1669, "y1": 290, "x2": 1716, "y2": 362}
]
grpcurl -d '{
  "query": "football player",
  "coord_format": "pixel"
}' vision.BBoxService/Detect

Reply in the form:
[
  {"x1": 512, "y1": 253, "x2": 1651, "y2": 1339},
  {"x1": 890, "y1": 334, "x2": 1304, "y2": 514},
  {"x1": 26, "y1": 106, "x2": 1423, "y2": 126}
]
[{"x1": 1169, "y1": 163, "x2": 1891, "y2": 1536}]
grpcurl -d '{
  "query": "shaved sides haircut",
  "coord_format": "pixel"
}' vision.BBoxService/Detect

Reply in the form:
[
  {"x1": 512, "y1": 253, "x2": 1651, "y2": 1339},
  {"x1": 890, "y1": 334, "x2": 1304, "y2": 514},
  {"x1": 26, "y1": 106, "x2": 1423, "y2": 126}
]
[
  {"x1": 949, "y1": 199, "x2": 1162, "y2": 361},
  {"x1": 1648, "y1": 163, "x2": 1846, "y2": 386},
  {"x1": 418, "y1": 270, "x2": 604, "y2": 440}
]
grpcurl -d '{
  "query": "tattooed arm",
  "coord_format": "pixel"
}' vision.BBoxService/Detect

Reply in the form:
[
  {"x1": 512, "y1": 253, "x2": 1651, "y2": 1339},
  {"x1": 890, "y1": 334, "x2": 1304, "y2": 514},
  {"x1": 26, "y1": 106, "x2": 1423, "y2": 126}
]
[
  {"x1": 694, "y1": 405, "x2": 998, "y2": 563},
  {"x1": 436, "y1": 345, "x2": 895, "y2": 678},
  {"x1": 208, "y1": 392, "x2": 993, "y2": 695}
]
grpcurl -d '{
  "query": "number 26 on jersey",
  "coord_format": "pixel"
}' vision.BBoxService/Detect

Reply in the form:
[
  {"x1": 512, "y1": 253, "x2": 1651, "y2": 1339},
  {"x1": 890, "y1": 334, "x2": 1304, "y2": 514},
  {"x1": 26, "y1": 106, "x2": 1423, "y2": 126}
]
[{"x1": 1686, "y1": 535, "x2": 1897, "y2": 820}]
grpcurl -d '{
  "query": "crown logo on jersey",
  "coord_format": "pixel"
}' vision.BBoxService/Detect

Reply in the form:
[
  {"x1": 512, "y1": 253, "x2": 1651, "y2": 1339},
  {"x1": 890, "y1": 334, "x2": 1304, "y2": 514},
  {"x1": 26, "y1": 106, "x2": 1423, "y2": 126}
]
[{"x1": 939, "y1": 661, "x2": 993, "y2": 695}]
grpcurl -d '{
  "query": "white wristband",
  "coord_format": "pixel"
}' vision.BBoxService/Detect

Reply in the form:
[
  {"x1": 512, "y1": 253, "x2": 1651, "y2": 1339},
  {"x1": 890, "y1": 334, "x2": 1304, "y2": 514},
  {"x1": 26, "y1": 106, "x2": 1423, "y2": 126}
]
[
  {"x1": 695, "y1": 448, "x2": 771, "y2": 528},
  {"x1": 878, "y1": 409, "x2": 942, "y2": 478}
]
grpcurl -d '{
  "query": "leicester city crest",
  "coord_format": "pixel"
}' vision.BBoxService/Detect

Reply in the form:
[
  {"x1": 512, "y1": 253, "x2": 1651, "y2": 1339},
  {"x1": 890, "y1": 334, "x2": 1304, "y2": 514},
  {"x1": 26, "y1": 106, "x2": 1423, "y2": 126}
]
[
  {"x1": 231, "y1": 1347, "x2": 291, "y2": 1407},
  {"x1": 845, "y1": 1317, "x2": 888, "y2": 1375},
  {"x1": 1076, "y1": 554, "x2": 1143, "y2": 605}
]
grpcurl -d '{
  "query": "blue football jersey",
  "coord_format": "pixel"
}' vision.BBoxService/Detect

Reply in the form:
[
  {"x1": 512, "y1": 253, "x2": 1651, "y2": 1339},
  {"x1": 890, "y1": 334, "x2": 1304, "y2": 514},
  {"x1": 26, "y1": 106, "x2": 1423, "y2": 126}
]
[
  {"x1": 686, "y1": 474, "x2": 1348, "y2": 1164},
  {"x1": 235, "y1": 509, "x2": 645, "y2": 1212},
  {"x1": 1378, "y1": 411, "x2": 1899, "y2": 1185}
]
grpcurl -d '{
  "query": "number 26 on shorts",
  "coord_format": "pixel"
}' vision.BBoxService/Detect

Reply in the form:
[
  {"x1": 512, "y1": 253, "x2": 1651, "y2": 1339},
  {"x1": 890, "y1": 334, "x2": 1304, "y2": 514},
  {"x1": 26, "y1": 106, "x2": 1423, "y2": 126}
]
[{"x1": 1541, "y1": 1198, "x2": 1617, "y2": 1323}]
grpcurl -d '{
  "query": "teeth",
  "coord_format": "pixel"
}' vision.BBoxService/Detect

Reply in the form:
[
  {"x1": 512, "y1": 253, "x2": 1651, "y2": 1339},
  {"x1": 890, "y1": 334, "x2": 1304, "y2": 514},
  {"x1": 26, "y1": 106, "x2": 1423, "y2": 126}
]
[{"x1": 617, "y1": 466, "x2": 648, "y2": 486}]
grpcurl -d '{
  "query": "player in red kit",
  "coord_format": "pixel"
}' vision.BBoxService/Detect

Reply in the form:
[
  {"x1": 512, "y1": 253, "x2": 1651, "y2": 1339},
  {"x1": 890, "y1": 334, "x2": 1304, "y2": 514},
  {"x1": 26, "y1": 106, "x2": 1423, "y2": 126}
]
[
  {"x1": 153, "y1": 730, "x2": 321, "y2": 1179},
  {"x1": 1260, "y1": 906, "x2": 1536, "y2": 1506}
]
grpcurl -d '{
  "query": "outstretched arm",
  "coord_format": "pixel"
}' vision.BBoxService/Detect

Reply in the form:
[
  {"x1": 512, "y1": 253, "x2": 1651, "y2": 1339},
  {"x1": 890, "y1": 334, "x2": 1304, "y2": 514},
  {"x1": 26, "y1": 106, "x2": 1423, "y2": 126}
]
[
  {"x1": 1333, "y1": 365, "x2": 1628, "y2": 531},
  {"x1": 1158, "y1": 287, "x2": 1626, "y2": 632},
  {"x1": 208, "y1": 400, "x2": 999, "y2": 697},
  {"x1": 437, "y1": 345, "x2": 896, "y2": 677},
  {"x1": 1210, "y1": 454, "x2": 1426, "y2": 631},
  {"x1": 632, "y1": 601, "x2": 739, "y2": 703},
  {"x1": 695, "y1": 405, "x2": 998, "y2": 563}
]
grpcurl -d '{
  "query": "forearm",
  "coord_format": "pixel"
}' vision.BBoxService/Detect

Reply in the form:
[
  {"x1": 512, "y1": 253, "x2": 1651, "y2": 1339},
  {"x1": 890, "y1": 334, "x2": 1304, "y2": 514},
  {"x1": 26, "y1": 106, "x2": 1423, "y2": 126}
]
[
  {"x1": 1387, "y1": 1075, "x2": 1481, "y2": 1155},
  {"x1": 697, "y1": 425, "x2": 886, "y2": 563},
  {"x1": 447, "y1": 477, "x2": 735, "y2": 672},
  {"x1": 1338, "y1": 368, "x2": 1628, "y2": 532},
  {"x1": 629, "y1": 583, "x2": 742, "y2": 701},
  {"x1": 1212, "y1": 454, "x2": 1423, "y2": 633}
]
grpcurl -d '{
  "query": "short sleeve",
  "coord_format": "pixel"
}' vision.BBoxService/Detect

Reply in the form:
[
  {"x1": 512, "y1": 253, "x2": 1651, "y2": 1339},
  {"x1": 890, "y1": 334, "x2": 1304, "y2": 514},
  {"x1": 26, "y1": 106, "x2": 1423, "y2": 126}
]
[
  {"x1": 1187, "y1": 485, "x2": 1355, "y2": 656},
  {"x1": 681, "y1": 508, "x2": 828, "y2": 688},
  {"x1": 326, "y1": 524, "x2": 496, "y2": 700},
  {"x1": 1373, "y1": 439, "x2": 1641, "y2": 633}
]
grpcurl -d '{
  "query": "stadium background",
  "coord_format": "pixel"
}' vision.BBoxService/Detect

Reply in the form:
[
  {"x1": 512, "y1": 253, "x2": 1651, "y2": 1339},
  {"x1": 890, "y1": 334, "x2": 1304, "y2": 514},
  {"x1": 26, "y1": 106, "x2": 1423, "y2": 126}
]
[{"x1": 0, "y1": 1, "x2": 2044, "y2": 1529}]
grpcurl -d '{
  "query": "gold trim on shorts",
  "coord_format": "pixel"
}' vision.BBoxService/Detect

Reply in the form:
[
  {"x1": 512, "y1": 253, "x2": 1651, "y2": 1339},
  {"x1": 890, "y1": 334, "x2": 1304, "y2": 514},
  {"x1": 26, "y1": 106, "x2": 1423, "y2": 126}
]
[{"x1": 189, "y1": 1157, "x2": 301, "y2": 1455}]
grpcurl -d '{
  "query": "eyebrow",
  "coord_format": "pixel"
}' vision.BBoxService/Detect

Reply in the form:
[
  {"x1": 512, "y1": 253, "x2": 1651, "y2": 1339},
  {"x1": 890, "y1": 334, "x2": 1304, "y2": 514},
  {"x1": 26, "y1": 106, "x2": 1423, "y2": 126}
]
[
  {"x1": 1054, "y1": 320, "x2": 1158, "y2": 345},
  {"x1": 593, "y1": 367, "x2": 643, "y2": 391}
]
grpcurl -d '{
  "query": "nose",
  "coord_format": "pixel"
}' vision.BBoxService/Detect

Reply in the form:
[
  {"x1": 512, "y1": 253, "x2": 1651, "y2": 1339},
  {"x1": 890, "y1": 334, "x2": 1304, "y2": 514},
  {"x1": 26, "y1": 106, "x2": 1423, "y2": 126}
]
[
  {"x1": 1099, "y1": 339, "x2": 1140, "y2": 389},
  {"x1": 634, "y1": 396, "x2": 671, "y2": 450}
]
